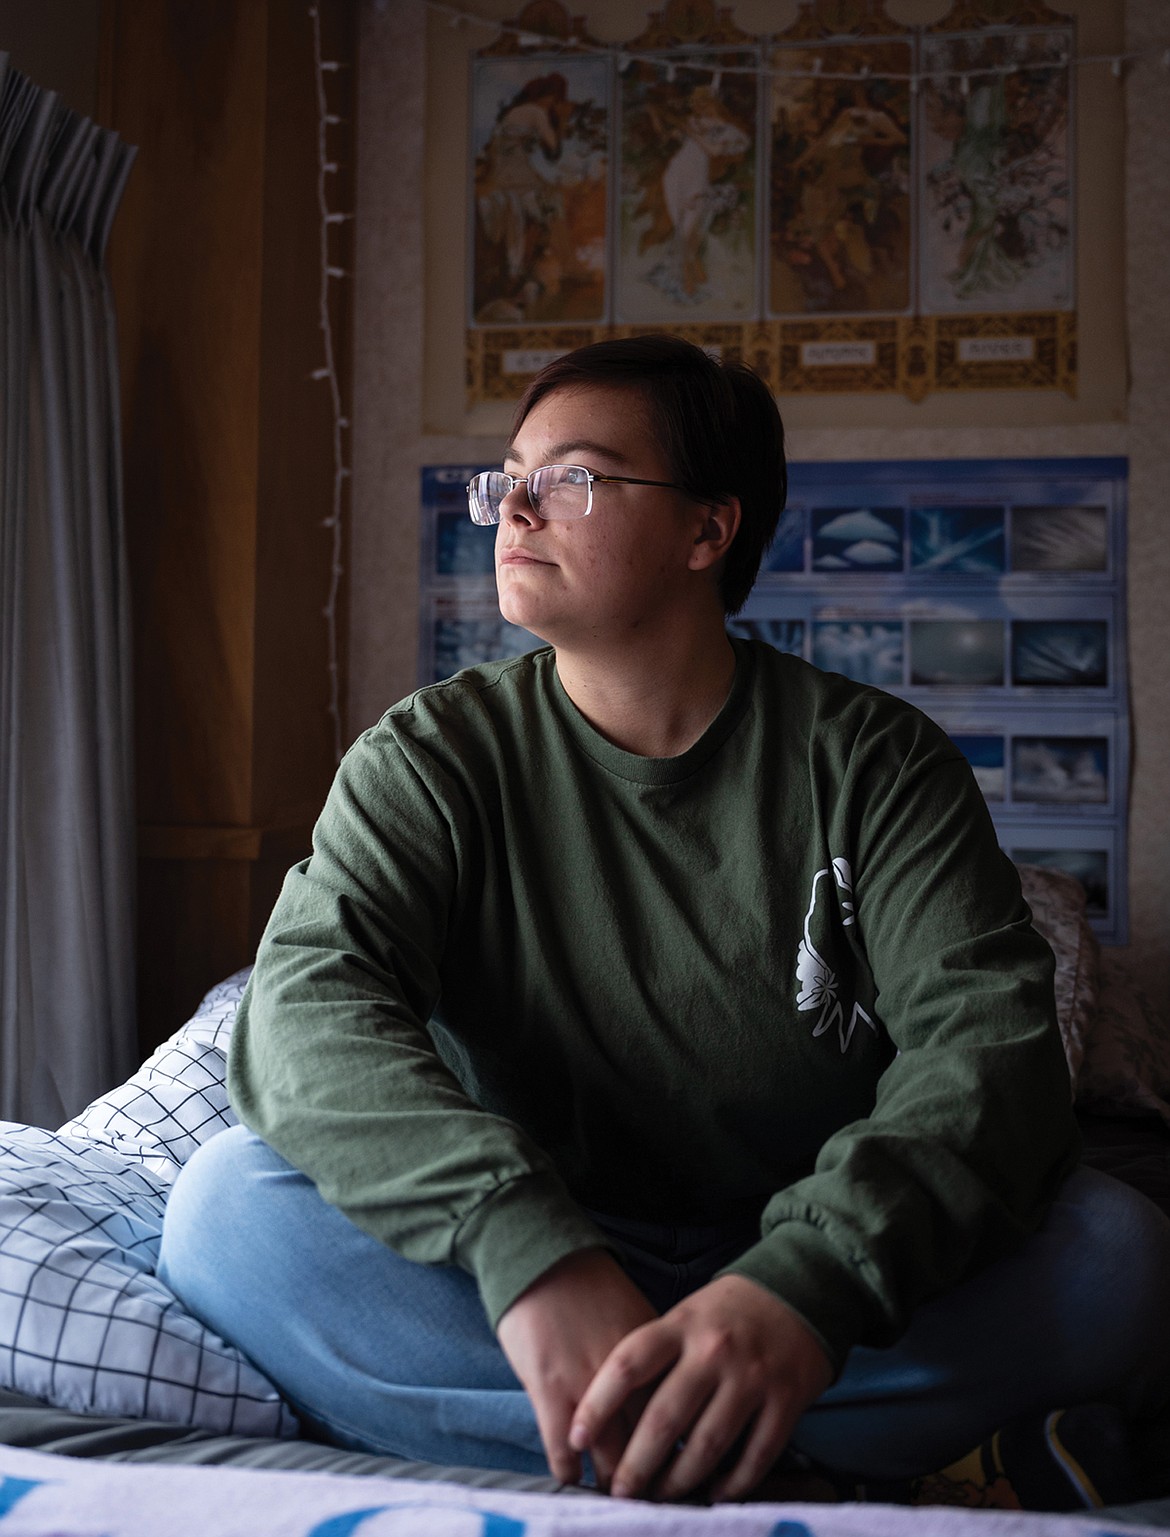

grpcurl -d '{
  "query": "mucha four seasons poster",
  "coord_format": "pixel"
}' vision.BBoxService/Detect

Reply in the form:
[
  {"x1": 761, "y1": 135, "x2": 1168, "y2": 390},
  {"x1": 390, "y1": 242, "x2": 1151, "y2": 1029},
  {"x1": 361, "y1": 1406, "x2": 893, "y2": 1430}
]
[
  {"x1": 471, "y1": 56, "x2": 610, "y2": 325},
  {"x1": 917, "y1": 26, "x2": 1072, "y2": 314},
  {"x1": 465, "y1": 0, "x2": 1077, "y2": 403},
  {"x1": 617, "y1": 53, "x2": 758, "y2": 322},
  {"x1": 770, "y1": 36, "x2": 913, "y2": 317}
]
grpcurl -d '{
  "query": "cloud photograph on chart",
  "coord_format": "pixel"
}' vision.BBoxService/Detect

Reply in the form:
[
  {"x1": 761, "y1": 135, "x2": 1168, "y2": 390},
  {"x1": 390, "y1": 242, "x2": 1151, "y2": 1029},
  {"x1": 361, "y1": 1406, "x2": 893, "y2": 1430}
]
[
  {"x1": 813, "y1": 619, "x2": 904, "y2": 687},
  {"x1": 1011, "y1": 620, "x2": 1109, "y2": 687},
  {"x1": 1012, "y1": 736, "x2": 1109, "y2": 804},
  {"x1": 911, "y1": 505, "x2": 1005, "y2": 574},
  {"x1": 759, "y1": 505, "x2": 807, "y2": 573},
  {"x1": 812, "y1": 507, "x2": 904, "y2": 572},
  {"x1": 910, "y1": 619, "x2": 1005, "y2": 686},
  {"x1": 1010, "y1": 505, "x2": 1108, "y2": 572}
]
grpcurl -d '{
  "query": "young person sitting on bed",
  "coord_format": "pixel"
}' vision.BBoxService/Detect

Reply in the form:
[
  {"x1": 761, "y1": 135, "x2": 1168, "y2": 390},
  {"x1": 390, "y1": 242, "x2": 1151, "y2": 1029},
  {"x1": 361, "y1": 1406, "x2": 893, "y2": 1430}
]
[{"x1": 159, "y1": 335, "x2": 1170, "y2": 1508}]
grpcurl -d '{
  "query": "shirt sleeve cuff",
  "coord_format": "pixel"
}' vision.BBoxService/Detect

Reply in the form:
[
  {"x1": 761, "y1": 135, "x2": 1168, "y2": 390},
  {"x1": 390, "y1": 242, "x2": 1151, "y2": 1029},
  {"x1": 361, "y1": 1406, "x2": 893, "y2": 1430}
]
[
  {"x1": 718, "y1": 1210, "x2": 888, "y2": 1374},
  {"x1": 453, "y1": 1169, "x2": 614, "y2": 1330}
]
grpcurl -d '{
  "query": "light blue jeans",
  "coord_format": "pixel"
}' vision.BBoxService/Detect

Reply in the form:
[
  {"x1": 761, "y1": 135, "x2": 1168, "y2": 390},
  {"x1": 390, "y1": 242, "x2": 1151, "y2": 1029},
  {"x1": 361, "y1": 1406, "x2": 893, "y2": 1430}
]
[{"x1": 158, "y1": 1126, "x2": 1170, "y2": 1480}]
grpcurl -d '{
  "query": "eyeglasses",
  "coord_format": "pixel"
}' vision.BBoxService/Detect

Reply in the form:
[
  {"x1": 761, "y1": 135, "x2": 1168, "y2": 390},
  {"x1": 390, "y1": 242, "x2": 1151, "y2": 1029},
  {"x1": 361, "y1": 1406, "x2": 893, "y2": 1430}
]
[{"x1": 466, "y1": 463, "x2": 687, "y2": 525}]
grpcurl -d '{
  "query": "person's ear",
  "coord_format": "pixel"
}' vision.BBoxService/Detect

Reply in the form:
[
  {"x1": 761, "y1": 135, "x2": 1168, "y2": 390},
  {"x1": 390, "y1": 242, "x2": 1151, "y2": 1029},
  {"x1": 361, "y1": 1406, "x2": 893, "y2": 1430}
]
[{"x1": 687, "y1": 496, "x2": 741, "y2": 573}]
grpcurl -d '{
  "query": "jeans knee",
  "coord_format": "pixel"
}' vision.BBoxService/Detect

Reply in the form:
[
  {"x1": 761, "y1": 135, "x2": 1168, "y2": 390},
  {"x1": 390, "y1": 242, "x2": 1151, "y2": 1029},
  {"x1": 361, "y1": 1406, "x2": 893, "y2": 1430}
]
[
  {"x1": 1061, "y1": 1167, "x2": 1170, "y2": 1307},
  {"x1": 1049, "y1": 1167, "x2": 1170, "y2": 1414},
  {"x1": 158, "y1": 1124, "x2": 283, "y2": 1302}
]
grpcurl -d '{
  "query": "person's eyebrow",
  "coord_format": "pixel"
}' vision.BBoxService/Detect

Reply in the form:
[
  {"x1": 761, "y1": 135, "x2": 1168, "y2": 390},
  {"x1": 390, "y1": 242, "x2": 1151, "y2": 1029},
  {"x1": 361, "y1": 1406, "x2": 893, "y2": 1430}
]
[{"x1": 502, "y1": 437, "x2": 633, "y2": 469}]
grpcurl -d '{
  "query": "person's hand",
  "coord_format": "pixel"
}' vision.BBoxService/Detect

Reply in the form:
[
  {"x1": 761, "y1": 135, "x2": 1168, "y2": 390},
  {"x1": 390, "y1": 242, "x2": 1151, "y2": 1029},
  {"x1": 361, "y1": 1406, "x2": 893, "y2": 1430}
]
[
  {"x1": 495, "y1": 1248, "x2": 657, "y2": 1487},
  {"x1": 568, "y1": 1273, "x2": 833, "y2": 1503}
]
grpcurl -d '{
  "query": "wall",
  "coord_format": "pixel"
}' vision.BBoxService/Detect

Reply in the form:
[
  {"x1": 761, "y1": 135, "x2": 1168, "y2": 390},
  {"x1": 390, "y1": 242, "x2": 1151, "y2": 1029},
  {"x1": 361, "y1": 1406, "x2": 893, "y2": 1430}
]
[
  {"x1": 101, "y1": 0, "x2": 357, "y2": 1047},
  {"x1": 0, "y1": 0, "x2": 101, "y2": 117},
  {"x1": 350, "y1": 0, "x2": 1169, "y2": 1008}
]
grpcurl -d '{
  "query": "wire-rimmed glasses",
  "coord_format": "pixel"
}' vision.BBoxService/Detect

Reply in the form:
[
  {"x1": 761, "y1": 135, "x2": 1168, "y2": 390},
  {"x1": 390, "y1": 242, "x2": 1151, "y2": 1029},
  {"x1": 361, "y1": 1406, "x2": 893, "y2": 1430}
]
[{"x1": 466, "y1": 464, "x2": 687, "y2": 525}]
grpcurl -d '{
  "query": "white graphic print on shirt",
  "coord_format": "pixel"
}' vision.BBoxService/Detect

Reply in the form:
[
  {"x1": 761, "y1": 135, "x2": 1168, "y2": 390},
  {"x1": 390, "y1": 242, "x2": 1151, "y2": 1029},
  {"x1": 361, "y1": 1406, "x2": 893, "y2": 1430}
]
[{"x1": 796, "y1": 857, "x2": 877, "y2": 1053}]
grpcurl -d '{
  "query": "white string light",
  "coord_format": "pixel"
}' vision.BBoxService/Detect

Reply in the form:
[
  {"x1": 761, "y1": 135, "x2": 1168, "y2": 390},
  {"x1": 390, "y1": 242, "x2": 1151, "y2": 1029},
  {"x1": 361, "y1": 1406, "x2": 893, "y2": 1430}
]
[
  {"x1": 309, "y1": 3, "x2": 351, "y2": 764},
  {"x1": 422, "y1": 0, "x2": 1168, "y2": 90}
]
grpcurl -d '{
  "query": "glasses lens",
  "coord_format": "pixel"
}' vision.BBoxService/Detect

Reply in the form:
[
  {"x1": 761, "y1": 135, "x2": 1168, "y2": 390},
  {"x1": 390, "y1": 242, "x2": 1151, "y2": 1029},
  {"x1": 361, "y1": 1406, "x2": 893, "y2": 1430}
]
[
  {"x1": 468, "y1": 471, "x2": 509, "y2": 525},
  {"x1": 529, "y1": 465, "x2": 591, "y2": 520}
]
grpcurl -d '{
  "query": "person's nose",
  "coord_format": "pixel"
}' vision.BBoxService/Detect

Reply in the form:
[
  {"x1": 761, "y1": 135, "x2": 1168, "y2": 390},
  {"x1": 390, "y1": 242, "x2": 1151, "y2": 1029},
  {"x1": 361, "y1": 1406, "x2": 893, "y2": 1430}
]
[{"x1": 500, "y1": 479, "x2": 539, "y2": 526}]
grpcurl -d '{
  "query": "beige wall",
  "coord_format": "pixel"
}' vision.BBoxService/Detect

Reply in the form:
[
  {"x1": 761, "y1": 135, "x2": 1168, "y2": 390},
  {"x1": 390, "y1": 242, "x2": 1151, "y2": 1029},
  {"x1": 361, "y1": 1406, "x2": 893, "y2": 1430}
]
[
  {"x1": 351, "y1": 0, "x2": 1167, "y2": 1004},
  {"x1": 1119, "y1": 0, "x2": 1170, "y2": 1008}
]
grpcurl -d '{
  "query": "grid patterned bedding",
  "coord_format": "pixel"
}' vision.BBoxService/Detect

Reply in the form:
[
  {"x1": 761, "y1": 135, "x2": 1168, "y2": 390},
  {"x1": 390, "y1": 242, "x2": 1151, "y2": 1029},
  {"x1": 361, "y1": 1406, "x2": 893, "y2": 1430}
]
[
  {"x1": 57, "y1": 971, "x2": 246, "y2": 1178},
  {"x1": 0, "y1": 970, "x2": 296, "y2": 1437}
]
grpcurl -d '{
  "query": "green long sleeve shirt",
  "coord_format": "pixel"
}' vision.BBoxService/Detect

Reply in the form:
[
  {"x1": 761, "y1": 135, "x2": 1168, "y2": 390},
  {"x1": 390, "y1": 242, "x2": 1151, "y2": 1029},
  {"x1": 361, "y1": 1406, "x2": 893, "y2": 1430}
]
[{"x1": 228, "y1": 640, "x2": 1079, "y2": 1368}]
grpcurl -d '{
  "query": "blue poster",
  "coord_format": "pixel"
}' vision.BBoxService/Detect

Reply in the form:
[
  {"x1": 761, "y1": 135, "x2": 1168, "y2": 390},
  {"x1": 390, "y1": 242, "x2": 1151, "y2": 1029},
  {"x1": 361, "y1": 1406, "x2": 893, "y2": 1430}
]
[{"x1": 731, "y1": 456, "x2": 1129, "y2": 941}]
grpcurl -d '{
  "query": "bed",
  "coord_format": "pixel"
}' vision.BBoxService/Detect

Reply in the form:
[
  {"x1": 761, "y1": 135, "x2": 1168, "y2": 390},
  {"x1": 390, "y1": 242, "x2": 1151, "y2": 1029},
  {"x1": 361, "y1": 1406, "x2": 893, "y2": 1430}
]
[{"x1": 1, "y1": 866, "x2": 1168, "y2": 1535}]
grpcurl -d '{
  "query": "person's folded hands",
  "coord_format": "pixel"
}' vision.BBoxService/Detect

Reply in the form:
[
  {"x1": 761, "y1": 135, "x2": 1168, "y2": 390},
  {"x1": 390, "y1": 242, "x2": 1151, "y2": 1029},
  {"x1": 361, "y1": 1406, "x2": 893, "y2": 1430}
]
[
  {"x1": 496, "y1": 1248, "x2": 658, "y2": 1488},
  {"x1": 568, "y1": 1272, "x2": 833, "y2": 1503}
]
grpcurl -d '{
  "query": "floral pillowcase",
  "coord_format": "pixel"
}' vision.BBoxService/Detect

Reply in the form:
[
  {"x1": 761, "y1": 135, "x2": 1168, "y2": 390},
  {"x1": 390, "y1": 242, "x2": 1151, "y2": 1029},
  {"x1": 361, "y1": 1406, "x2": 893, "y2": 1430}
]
[{"x1": 1017, "y1": 863, "x2": 1170, "y2": 1126}]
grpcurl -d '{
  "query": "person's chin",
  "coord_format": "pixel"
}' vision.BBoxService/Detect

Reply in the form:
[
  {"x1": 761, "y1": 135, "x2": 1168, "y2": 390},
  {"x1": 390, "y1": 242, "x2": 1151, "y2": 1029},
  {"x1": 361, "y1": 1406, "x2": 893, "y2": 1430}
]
[{"x1": 497, "y1": 594, "x2": 554, "y2": 644}]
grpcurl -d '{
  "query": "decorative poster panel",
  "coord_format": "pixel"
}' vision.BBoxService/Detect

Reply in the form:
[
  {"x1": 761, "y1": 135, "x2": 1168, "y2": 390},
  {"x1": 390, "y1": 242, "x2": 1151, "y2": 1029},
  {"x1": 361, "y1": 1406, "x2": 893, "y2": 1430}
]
[{"x1": 464, "y1": 0, "x2": 1079, "y2": 404}]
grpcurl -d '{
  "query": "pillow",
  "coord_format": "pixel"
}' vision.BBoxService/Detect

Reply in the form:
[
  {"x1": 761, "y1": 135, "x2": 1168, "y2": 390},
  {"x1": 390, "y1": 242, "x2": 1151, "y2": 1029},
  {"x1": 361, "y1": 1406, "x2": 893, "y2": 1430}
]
[
  {"x1": 1017, "y1": 863, "x2": 1170, "y2": 1126},
  {"x1": 0, "y1": 966, "x2": 296, "y2": 1435},
  {"x1": 0, "y1": 1120, "x2": 295, "y2": 1436},
  {"x1": 1015, "y1": 862, "x2": 1100, "y2": 1087},
  {"x1": 1076, "y1": 950, "x2": 1170, "y2": 1126},
  {"x1": 58, "y1": 967, "x2": 253, "y2": 1181}
]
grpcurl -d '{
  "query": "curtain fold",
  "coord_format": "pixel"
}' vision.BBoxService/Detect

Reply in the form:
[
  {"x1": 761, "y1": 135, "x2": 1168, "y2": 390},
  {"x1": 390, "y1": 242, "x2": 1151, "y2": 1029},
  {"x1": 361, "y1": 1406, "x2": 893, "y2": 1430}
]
[{"x1": 0, "y1": 56, "x2": 138, "y2": 1126}]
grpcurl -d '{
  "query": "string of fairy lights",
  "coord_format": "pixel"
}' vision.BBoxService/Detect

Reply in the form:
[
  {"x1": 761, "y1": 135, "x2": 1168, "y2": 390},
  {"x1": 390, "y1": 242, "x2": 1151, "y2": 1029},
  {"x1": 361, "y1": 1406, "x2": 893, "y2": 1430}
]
[
  {"x1": 309, "y1": 4, "x2": 351, "y2": 764},
  {"x1": 426, "y1": 0, "x2": 1170, "y2": 91}
]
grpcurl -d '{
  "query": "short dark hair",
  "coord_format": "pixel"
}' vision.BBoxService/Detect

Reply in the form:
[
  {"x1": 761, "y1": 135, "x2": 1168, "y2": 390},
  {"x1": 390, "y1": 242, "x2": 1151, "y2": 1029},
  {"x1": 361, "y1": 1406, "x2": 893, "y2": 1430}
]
[{"x1": 512, "y1": 335, "x2": 787, "y2": 615}]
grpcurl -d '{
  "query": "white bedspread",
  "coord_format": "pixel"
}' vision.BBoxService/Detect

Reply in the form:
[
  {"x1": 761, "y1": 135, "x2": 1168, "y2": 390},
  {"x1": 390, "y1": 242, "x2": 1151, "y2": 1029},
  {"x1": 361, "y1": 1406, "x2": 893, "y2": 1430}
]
[{"x1": 0, "y1": 1446, "x2": 1160, "y2": 1537}]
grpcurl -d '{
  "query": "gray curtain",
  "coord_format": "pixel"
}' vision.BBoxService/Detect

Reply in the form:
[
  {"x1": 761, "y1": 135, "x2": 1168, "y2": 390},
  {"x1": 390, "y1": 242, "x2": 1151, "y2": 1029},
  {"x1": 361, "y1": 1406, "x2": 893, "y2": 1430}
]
[{"x1": 0, "y1": 56, "x2": 138, "y2": 1126}]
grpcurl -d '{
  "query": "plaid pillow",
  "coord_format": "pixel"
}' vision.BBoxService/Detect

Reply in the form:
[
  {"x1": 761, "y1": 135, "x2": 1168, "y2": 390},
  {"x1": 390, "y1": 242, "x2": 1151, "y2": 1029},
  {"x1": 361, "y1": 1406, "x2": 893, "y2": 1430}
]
[
  {"x1": 0, "y1": 967, "x2": 295, "y2": 1436},
  {"x1": 58, "y1": 968, "x2": 253, "y2": 1179}
]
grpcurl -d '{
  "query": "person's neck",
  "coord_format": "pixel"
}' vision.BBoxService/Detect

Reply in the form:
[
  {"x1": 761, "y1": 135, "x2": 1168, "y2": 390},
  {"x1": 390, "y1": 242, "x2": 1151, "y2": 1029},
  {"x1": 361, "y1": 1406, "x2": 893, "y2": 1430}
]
[{"x1": 554, "y1": 625, "x2": 738, "y2": 759}]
